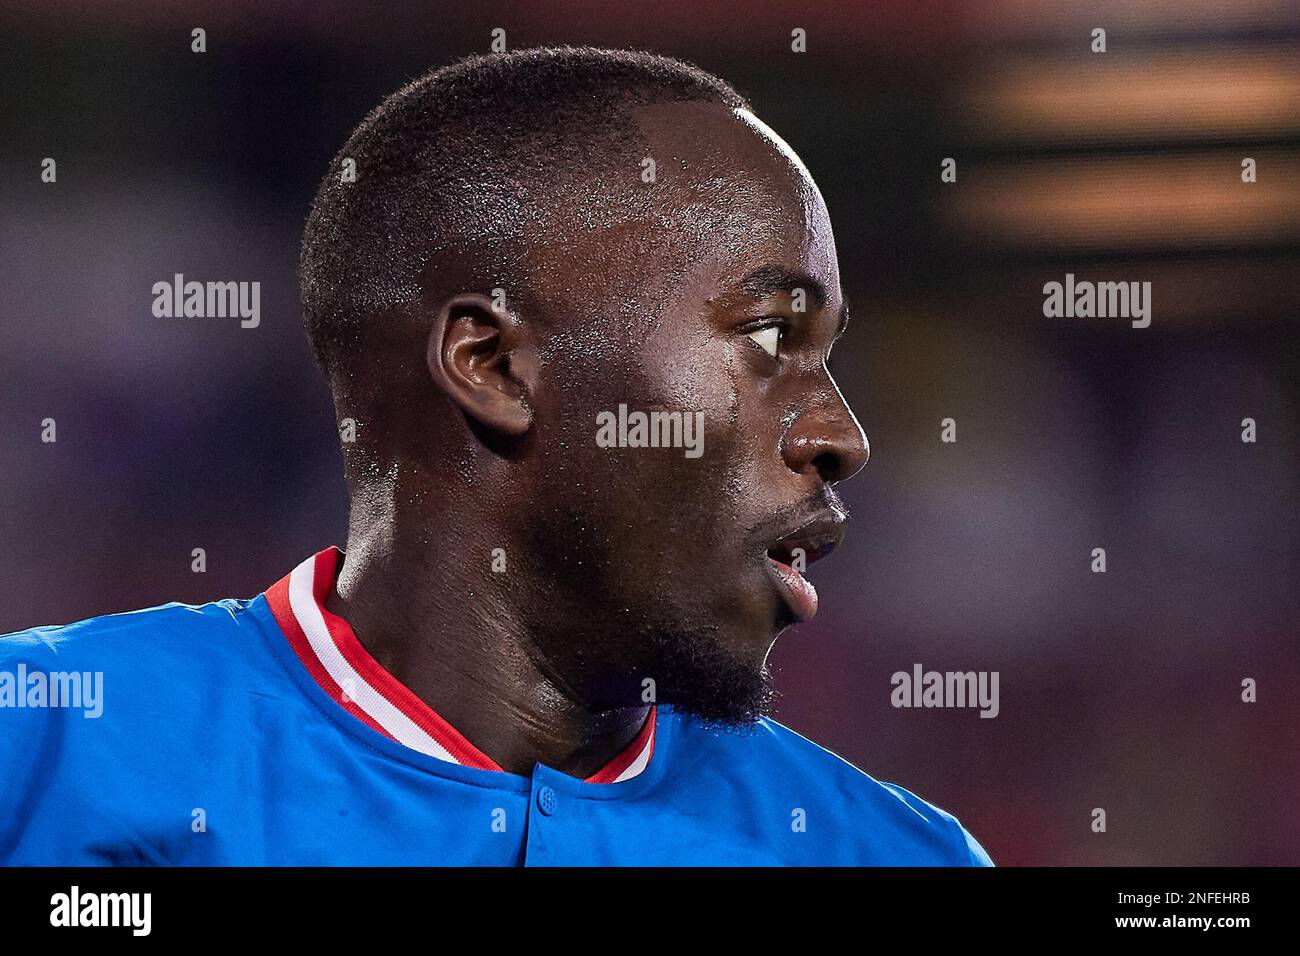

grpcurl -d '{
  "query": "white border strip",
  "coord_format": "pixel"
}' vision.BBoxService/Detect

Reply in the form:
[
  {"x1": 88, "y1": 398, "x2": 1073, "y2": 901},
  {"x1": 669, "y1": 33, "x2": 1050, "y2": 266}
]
[{"x1": 288, "y1": 556, "x2": 458, "y2": 764}]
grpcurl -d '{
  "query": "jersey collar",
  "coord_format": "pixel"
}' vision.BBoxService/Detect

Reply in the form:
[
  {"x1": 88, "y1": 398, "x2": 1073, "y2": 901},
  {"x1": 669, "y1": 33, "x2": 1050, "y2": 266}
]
[{"x1": 264, "y1": 548, "x2": 656, "y2": 784}]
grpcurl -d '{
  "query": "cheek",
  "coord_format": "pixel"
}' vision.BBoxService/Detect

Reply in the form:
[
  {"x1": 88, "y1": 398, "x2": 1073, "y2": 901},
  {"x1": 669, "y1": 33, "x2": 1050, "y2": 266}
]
[
  {"x1": 597, "y1": 336, "x2": 753, "y2": 548},
  {"x1": 537, "y1": 313, "x2": 774, "y2": 560},
  {"x1": 641, "y1": 327, "x2": 746, "y2": 468},
  {"x1": 636, "y1": 342, "x2": 774, "y2": 574}
]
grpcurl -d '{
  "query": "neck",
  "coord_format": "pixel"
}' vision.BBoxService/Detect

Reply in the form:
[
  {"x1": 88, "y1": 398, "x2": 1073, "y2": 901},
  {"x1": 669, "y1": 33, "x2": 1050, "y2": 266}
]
[{"x1": 327, "y1": 503, "x2": 648, "y2": 779}]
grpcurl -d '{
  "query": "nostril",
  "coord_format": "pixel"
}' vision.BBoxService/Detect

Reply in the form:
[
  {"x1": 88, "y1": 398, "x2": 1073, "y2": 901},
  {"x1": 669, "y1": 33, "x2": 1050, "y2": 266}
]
[{"x1": 811, "y1": 451, "x2": 840, "y2": 483}]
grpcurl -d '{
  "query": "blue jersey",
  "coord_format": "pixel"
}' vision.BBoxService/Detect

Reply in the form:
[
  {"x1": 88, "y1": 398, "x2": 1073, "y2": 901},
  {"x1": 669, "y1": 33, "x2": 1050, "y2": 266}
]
[{"x1": 0, "y1": 549, "x2": 993, "y2": 866}]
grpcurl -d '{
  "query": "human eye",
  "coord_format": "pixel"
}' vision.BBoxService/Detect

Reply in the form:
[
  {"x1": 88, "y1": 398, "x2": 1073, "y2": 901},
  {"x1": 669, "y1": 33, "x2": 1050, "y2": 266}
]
[{"x1": 744, "y1": 320, "x2": 786, "y2": 358}]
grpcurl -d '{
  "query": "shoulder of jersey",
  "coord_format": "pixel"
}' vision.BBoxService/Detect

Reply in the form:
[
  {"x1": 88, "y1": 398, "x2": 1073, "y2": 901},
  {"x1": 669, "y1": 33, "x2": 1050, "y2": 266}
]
[
  {"x1": 670, "y1": 709, "x2": 992, "y2": 865},
  {"x1": 0, "y1": 596, "x2": 264, "y2": 676}
]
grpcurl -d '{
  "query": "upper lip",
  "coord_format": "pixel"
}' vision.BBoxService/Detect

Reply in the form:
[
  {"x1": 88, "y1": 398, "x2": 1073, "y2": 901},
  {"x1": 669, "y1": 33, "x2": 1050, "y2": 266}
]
[{"x1": 765, "y1": 508, "x2": 847, "y2": 569}]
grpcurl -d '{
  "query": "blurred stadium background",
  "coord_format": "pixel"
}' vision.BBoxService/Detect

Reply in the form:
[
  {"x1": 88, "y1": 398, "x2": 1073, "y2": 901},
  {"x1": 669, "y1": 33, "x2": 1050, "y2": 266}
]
[{"x1": 1, "y1": 1, "x2": 1296, "y2": 865}]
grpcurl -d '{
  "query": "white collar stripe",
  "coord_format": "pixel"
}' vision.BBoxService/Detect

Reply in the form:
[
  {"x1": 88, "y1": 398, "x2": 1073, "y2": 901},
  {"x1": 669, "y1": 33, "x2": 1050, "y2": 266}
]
[
  {"x1": 613, "y1": 723, "x2": 655, "y2": 782},
  {"x1": 287, "y1": 556, "x2": 459, "y2": 764}
]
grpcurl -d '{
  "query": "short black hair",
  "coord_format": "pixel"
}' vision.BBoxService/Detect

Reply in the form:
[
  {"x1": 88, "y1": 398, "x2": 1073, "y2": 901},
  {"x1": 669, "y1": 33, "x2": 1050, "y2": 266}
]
[{"x1": 299, "y1": 46, "x2": 750, "y2": 374}]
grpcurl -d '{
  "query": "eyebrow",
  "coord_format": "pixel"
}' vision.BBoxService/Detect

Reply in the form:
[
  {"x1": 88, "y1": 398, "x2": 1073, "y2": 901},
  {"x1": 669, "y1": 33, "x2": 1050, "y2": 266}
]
[{"x1": 738, "y1": 264, "x2": 850, "y2": 339}]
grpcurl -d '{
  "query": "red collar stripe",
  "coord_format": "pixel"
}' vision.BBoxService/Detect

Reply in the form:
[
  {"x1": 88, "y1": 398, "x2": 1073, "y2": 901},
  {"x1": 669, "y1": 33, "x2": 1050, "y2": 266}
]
[
  {"x1": 265, "y1": 548, "x2": 656, "y2": 783},
  {"x1": 585, "y1": 708, "x2": 656, "y2": 783}
]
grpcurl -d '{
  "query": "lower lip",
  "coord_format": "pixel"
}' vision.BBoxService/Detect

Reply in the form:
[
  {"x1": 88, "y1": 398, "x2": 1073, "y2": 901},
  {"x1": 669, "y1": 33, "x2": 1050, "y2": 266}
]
[{"x1": 767, "y1": 557, "x2": 818, "y2": 622}]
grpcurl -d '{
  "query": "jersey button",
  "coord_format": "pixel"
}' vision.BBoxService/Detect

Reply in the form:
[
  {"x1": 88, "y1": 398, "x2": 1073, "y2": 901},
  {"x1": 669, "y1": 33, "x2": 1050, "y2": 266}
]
[{"x1": 536, "y1": 785, "x2": 558, "y2": 816}]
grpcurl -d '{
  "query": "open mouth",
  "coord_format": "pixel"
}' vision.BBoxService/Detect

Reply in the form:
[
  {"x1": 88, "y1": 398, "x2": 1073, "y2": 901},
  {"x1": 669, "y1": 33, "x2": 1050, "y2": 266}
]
[{"x1": 764, "y1": 515, "x2": 845, "y2": 623}]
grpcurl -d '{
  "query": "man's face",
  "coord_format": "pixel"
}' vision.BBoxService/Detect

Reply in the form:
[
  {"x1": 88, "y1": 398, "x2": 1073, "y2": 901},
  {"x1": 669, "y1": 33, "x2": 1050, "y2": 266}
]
[{"x1": 520, "y1": 102, "x2": 869, "y2": 722}]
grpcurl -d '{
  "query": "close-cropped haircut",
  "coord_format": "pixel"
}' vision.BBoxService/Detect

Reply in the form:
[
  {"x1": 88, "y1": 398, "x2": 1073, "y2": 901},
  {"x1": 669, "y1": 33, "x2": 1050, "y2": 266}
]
[{"x1": 299, "y1": 46, "x2": 750, "y2": 374}]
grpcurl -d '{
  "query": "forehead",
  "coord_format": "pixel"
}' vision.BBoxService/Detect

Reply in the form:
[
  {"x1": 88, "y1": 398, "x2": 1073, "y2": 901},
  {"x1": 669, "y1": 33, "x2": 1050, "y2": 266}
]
[
  {"x1": 632, "y1": 101, "x2": 841, "y2": 306},
  {"x1": 522, "y1": 101, "x2": 840, "y2": 321}
]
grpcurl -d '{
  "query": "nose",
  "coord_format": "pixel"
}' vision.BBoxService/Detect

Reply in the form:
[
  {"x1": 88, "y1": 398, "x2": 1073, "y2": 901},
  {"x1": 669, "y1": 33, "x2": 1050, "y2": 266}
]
[{"x1": 780, "y1": 384, "x2": 870, "y2": 484}]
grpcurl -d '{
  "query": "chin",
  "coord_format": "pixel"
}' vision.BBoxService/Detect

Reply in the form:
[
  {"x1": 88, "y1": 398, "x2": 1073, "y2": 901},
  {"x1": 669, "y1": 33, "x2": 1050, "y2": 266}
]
[{"x1": 633, "y1": 611, "x2": 779, "y2": 724}]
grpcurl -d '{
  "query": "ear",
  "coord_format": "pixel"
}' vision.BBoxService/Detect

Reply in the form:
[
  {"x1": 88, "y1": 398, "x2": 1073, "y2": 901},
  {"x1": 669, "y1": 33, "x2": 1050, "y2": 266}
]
[{"x1": 426, "y1": 292, "x2": 535, "y2": 436}]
